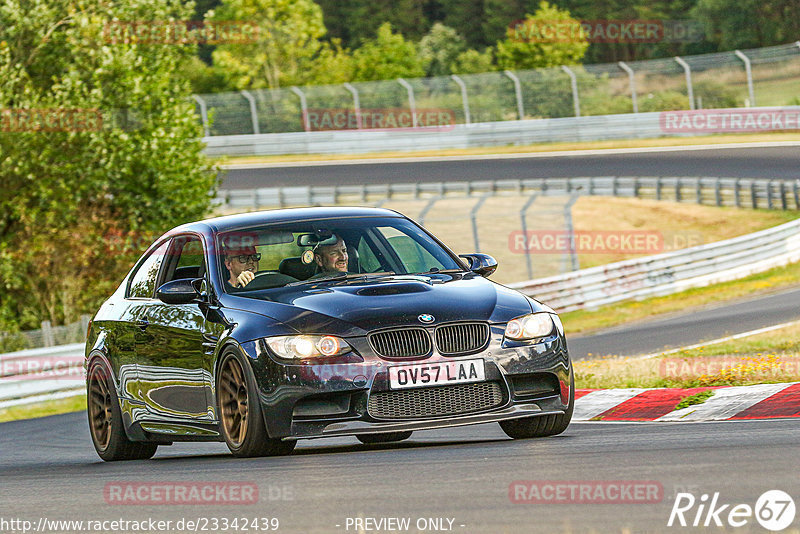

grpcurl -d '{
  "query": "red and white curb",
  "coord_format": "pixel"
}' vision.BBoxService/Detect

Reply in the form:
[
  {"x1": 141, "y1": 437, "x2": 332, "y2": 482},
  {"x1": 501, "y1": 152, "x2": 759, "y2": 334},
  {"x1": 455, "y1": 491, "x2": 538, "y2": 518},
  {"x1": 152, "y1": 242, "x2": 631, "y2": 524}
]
[{"x1": 573, "y1": 382, "x2": 800, "y2": 421}]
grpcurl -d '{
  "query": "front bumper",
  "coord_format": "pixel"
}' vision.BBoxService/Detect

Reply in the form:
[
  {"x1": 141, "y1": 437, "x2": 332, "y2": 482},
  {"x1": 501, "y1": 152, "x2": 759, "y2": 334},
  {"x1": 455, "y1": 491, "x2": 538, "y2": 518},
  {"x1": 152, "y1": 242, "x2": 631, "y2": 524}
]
[{"x1": 244, "y1": 324, "x2": 572, "y2": 440}]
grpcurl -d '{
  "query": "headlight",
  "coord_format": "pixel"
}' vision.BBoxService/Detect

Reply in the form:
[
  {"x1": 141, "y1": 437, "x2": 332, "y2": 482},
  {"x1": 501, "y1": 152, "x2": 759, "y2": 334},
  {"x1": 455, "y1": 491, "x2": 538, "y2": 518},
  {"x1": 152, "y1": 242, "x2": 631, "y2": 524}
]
[
  {"x1": 265, "y1": 335, "x2": 351, "y2": 360},
  {"x1": 504, "y1": 313, "x2": 554, "y2": 341}
]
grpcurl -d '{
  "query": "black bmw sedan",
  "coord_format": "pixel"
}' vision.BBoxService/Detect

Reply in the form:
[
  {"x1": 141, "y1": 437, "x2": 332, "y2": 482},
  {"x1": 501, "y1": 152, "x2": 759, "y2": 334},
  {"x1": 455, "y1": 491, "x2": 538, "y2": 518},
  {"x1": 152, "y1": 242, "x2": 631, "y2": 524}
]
[{"x1": 85, "y1": 207, "x2": 573, "y2": 461}]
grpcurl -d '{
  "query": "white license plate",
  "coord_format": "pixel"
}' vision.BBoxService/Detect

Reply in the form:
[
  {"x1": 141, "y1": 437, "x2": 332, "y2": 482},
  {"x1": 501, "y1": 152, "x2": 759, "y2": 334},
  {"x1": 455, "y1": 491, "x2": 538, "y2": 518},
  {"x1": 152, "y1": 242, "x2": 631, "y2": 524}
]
[{"x1": 388, "y1": 359, "x2": 485, "y2": 390}]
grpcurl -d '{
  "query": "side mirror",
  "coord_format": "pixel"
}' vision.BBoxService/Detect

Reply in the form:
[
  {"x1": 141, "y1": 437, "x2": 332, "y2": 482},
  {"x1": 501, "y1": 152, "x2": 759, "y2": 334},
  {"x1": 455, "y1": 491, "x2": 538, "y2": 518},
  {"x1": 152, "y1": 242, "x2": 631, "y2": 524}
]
[
  {"x1": 156, "y1": 279, "x2": 199, "y2": 305},
  {"x1": 459, "y1": 253, "x2": 498, "y2": 277}
]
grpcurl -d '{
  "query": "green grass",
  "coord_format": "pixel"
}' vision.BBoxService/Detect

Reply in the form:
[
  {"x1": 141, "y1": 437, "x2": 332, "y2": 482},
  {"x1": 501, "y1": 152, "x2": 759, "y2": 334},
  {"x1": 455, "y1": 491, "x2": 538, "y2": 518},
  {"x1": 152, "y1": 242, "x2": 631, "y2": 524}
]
[
  {"x1": 0, "y1": 394, "x2": 86, "y2": 423},
  {"x1": 674, "y1": 390, "x2": 715, "y2": 411},
  {"x1": 562, "y1": 260, "x2": 800, "y2": 336},
  {"x1": 574, "y1": 321, "x2": 800, "y2": 389}
]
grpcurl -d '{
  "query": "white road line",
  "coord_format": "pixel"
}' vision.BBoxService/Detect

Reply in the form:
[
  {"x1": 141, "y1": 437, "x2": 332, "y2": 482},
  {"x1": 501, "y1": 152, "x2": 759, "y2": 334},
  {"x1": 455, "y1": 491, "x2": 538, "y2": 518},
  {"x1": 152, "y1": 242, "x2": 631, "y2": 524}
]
[
  {"x1": 572, "y1": 388, "x2": 647, "y2": 421},
  {"x1": 655, "y1": 383, "x2": 795, "y2": 421},
  {"x1": 636, "y1": 319, "x2": 800, "y2": 360},
  {"x1": 221, "y1": 141, "x2": 800, "y2": 169}
]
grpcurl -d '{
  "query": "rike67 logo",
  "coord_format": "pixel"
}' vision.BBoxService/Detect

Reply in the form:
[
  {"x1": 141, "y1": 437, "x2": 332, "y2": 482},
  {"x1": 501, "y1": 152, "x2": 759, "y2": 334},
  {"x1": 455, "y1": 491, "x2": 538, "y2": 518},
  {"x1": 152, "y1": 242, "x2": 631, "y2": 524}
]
[{"x1": 668, "y1": 490, "x2": 796, "y2": 531}]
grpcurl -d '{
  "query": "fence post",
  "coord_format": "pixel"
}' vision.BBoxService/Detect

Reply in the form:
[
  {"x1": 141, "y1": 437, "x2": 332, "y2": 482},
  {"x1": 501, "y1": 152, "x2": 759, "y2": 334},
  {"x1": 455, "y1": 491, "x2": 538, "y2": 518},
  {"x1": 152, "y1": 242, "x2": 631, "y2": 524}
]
[
  {"x1": 633, "y1": 177, "x2": 640, "y2": 198},
  {"x1": 503, "y1": 70, "x2": 525, "y2": 120},
  {"x1": 419, "y1": 195, "x2": 442, "y2": 227},
  {"x1": 734, "y1": 50, "x2": 756, "y2": 106},
  {"x1": 794, "y1": 180, "x2": 800, "y2": 210},
  {"x1": 675, "y1": 178, "x2": 682, "y2": 202},
  {"x1": 714, "y1": 179, "x2": 722, "y2": 206},
  {"x1": 656, "y1": 177, "x2": 662, "y2": 200},
  {"x1": 470, "y1": 193, "x2": 492, "y2": 252},
  {"x1": 343, "y1": 83, "x2": 362, "y2": 129},
  {"x1": 290, "y1": 86, "x2": 310, "y2": 131},
  {"x1": 41, "y1": 320, "x2": 55, "y2": 347},
  {"x1": 561, "y1": 66, "x2": 581, "y2": 117},
  {"x1": 734, "y1": 178, "x2": 741, "y2": 207},
  {"x1": 240, "y1": 90, "x2": 260, "y2": 135},
  {"x1": 780, "y1": 180, "x2": 787, "y2": 210},
  {"x1": 192, "y1": 95, "x2": 210, "y2": 137},
  {"x1": 696, "y1": 178, "x2": 702, "y2": 204},
  {"x1": 618, "y1": 61, "x2": 638, "y2": 113},
  {"x1": 564, "y1": 190, "x2": 581, "y2": 272},
  {"x1": 520, "y1": 192, "x2": 540, "y2": 280},
  {"x1": 396, "y1": 78, "x2": 418, "y2": 128},
  {"x1": 612, "y1": 176, "x2": 618, "y2": 196},
  {"x1": 674, "y1": 56, "x2": 695, "y2": 110},
  {"x1": 450, "y1": 75, "x2": 471, "y2": 125},
  {"x1": 751, "y1": 181, "x2": 757, "y2": 208},
  {"x1": 767, "y1": 180, "x2": 774, "y2": 209}
]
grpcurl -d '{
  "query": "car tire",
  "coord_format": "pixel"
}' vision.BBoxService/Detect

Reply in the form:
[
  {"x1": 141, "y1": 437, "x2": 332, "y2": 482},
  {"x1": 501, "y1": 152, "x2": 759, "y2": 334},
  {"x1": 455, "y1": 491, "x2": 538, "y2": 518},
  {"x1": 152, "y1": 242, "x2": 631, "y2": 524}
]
[
  {"x1": 87, "y1": 358, "x2": 158, "y2": 461},
  {"x1": 355, "y1": 431, "x2": 413, "y2": 444},
  {"x1": 216, "y1": 350, "x2": 296, "y2": 458},
  {"x1": 499, "y1": 372, "x2": 574, "y2": 439}
]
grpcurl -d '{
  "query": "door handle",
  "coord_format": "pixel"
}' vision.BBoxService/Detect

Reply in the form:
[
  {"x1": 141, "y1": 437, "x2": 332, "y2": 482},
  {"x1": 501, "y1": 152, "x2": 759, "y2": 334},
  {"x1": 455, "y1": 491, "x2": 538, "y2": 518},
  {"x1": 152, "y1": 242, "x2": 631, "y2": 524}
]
[{"x1": 136, "y1": 318, "x2": 150, "y2": 330}]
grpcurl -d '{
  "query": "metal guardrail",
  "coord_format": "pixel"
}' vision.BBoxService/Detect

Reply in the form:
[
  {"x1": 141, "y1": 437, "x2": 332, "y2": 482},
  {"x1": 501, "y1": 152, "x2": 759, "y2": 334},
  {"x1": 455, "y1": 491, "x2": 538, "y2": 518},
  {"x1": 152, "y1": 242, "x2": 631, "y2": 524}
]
[
  {"x1": 0, "y1": 343, "x2": 84, "y2": 409},
  {"x1": 218, "y1": 176, "x2": 800, "y2": 212},
  {"x1": 509, "y1": 218, "x2": 800, "y2": 312},
  {"x1": 204, "y1": 111, "x2": 670, "y2": 156}
]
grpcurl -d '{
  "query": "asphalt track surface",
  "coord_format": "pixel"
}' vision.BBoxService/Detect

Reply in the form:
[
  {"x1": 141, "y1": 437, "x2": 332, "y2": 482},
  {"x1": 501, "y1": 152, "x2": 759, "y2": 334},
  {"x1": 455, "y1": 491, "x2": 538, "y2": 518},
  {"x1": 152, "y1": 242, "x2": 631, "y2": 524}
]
[
  {"x1": 568, "y1": 285, "x2": 800, "y2": 360},
  {"x1": 222, "y1": 145, "x2": 800, "y2": 189},
  {"x1": 1, "y1": 413, "x2": 798, "y2": 533}
]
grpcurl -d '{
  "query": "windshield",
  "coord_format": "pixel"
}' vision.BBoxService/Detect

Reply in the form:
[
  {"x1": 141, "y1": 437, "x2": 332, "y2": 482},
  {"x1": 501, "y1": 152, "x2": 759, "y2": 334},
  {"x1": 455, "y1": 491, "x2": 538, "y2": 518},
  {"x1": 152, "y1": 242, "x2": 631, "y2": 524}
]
[{"x1": 216, "y1": 216, "x2": 463, "y2": 292}]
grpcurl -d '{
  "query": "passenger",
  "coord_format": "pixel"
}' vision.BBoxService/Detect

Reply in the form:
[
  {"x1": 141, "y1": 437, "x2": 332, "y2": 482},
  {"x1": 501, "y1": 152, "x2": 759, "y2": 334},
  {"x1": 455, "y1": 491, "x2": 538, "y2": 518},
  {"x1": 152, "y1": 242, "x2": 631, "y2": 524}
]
[{"x1": 311, "y1": 235, "x2": 348, "y2": 276}]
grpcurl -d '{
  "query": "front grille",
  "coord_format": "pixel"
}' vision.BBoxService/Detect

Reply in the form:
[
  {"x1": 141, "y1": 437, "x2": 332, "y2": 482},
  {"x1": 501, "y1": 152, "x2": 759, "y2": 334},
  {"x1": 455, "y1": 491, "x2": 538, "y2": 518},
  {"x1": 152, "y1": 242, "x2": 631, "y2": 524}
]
[
  {"x1": 369, "y1": 328, "x2": 431, "y2": 358},
  {"x1": 435, "y1": 323, "x2": 489, "y2": 355},
  {"x1": 368, "y1": 382, "x2": 503, "y2": 419}
]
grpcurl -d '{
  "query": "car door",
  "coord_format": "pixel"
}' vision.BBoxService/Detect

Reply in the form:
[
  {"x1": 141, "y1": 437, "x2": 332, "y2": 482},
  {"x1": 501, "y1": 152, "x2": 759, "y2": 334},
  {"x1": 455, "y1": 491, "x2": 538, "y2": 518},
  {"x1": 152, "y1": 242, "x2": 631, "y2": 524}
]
[
  {"x1": 135, "y1": 234, "x2": 215, "y2": 421},
  {"x1": 121, "y1": 239, "x2": 171, "y2": 416}
]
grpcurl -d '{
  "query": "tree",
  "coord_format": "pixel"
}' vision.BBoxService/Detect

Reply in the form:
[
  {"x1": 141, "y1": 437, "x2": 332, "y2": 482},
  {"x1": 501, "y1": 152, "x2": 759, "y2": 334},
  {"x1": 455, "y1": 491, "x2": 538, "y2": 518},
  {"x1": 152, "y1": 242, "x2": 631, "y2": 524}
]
[
  {"x1": 315, "y1": 0, "x2": 430, "y2": 48},
  {"x1": 0, "y1": 0, "x2": 216, "y2": 329},
  {"x1": 351, "y1": 23, "x2": 426, "y2": 82},
  {"x1": 495, "y1": 1, "x2": 589, "y2": 70},
  {"x1": 418, "y1": 23, "x2": 468, "y2": 76},
  {"x1": 452, "y1": 48, "x2": 496, "y2": 74},
  {"x1": 209, "y1": 0, "x2": 327, "y2": 89}
]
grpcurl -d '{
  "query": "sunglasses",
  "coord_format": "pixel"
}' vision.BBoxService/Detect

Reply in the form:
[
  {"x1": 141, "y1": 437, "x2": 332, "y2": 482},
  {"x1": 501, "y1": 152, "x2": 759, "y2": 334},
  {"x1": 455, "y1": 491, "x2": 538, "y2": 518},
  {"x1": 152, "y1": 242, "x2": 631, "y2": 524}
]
[{"x1": 229, "y1": 253, "x2": 261, "y2": 263}]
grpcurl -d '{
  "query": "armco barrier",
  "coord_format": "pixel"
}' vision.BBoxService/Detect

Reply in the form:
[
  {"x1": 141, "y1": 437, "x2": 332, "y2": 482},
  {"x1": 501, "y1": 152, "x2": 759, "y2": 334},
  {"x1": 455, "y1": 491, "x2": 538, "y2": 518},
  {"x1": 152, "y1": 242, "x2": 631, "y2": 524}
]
[
  {"x1": 218, "y1": 176, "x2": 800, "y2": 212},
  {"x1": 0, "y1": 343, "x2": 84, "y2": 409},
  {"x1": 203, "y1": 107, "x2": 800, "y2": 157},
  {"x1": 508, "y1": 218, "x2": 800, "y2": 312}
]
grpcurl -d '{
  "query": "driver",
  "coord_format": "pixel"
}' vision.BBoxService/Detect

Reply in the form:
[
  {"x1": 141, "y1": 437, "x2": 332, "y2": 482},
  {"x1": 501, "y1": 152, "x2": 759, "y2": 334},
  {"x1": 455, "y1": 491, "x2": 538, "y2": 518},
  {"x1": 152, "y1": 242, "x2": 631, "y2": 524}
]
[
  {"x1": 311, "y1": 235, "x2": 348, "y2": 277},
  {"x1": 223, "y1": 245, "x2": 261, "y2": 290}
]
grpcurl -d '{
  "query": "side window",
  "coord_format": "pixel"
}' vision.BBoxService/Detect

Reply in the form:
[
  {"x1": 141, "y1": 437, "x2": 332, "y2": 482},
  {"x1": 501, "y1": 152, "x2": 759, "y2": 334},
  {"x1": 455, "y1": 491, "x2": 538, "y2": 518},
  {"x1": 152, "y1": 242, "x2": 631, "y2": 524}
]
[
  {"x1": 166, "y1": 235, "x2": 205, "y2": 282},
  {"x1": 377, "y1": 227, "x2": 444, "y2": 273},
  {"x1": 128, "y1": 241, "x2": 170, "y2": 298},
  {"x1": 357, "y1": 236, "x2": 381, "y2": 272}
]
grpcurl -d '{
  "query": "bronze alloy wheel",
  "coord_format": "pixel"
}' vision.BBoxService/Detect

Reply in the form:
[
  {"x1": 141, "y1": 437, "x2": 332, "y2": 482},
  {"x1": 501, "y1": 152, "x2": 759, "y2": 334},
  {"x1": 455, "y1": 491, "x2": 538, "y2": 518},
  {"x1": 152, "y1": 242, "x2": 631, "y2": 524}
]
[
  {"x1": 88, "y1": 365, "x2": 113, "y2": 451},
  {"x1": 219, "y1": 356, "x2": 250, "y2": 448}
]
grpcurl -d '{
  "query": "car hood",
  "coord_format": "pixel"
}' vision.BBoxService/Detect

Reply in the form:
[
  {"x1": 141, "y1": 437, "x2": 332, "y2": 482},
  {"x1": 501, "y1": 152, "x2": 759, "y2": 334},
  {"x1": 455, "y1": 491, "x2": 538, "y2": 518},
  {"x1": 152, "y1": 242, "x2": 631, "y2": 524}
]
[{"x1": 224, "y1": 273, "x2": 539, "y2": 337}]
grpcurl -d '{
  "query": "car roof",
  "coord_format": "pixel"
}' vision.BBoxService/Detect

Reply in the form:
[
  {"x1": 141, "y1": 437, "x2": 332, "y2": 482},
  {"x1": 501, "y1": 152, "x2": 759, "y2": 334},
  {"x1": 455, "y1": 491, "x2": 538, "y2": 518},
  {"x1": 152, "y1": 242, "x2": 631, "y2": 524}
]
[{"x1": 170, "y1": 206, "x2": 405, "y2": 235}]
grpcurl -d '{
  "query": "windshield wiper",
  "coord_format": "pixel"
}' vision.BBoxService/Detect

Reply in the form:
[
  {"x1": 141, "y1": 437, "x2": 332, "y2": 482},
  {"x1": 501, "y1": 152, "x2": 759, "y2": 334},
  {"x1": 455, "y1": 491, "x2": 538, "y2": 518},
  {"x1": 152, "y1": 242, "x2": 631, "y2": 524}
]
[
  {"x1": 284, "y1": 271, "x2": 396, "y2": 287},
  {"x1": 415, "y1": 268, "x2": 465, "y2": 275}
]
